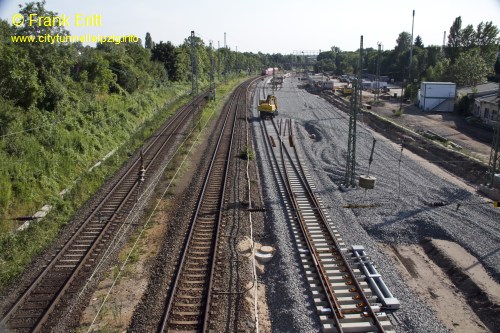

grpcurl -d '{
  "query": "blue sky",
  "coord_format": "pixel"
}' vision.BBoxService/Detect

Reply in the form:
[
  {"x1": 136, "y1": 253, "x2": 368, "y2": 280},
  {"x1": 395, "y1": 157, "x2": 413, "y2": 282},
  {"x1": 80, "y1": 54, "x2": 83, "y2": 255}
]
[{"x1": 1, "y1": 0, "x2": 499, "y2": 53}]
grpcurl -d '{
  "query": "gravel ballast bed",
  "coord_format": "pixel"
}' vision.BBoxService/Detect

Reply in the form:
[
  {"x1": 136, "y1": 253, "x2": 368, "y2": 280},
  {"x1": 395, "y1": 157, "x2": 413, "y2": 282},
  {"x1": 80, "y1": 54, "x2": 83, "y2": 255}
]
[
  {"x1": 253, "y1": 76, "x2": 499, "y2": 332},
  {"x1": 252, "y1": 79, "x2": 322, "y2": 333}
]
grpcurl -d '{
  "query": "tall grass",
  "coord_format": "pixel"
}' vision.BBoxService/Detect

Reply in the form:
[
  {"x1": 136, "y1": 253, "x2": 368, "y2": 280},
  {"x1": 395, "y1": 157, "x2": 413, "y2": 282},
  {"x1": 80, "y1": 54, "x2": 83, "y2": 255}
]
[{"x1": 0, "y1": 76, "x2": 249, "y2": 292}]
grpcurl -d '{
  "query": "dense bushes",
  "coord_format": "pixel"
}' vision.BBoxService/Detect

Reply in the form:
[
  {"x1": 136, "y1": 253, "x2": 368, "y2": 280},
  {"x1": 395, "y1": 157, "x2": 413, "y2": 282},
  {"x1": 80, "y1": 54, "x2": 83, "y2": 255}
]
[{"x1": 0, "y1": 1, "x2": 270, "y2": 291}]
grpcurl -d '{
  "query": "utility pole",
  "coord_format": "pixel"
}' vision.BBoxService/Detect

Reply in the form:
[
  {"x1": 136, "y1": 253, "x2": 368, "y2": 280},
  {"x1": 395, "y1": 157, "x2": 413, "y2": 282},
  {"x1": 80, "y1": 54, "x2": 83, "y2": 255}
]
[
  {"x1": 209, "y1": 41, "x2": 215, "y2": 100},
  {"x1": 408, "y1": 10, "x2": 415, "y2": 102},
  {"x1": 224, "y1": 32, "x2": 228, "y2": 83},
  {"x1": 375, "y1": 43, "x2": 381, "y2": 103},
  {"x1": 235, "y1": 45, "x2": 238, "y2": 74},
  {"x1": 409, "y1": 10, "x2": 415, "y2": 76},
  {"x1": 441, "y1": 31, "x2": 446, "y2": 57},
  {"x1": 217, "y1": 40, "x2": 220, "y2": 81},
  {"x1": 272, "y1": 67, "x2": 276, "y2": 95},
  {"x1": 302, "y1": 51, "x2": 305, "y2": 79},
  {"x1": 344, "y1": 36, "x2": 363, "y2": 187},
  {"x1": 190, "y1": 31, "x2": 198, "y2": 95},
  {"x1": 487, "y1": 83, "x2": 500, "y2": 189}
]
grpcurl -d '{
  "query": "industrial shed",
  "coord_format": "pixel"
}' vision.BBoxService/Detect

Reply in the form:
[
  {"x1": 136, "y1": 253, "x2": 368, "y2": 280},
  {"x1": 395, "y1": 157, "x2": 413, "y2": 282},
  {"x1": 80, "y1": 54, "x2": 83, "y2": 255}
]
[
  {"x1": 418, "y1": 82, "x2": 456, "y2": 112},
  {"x1": 473, "y1": 93, "x2": 499, "y2": 126}
]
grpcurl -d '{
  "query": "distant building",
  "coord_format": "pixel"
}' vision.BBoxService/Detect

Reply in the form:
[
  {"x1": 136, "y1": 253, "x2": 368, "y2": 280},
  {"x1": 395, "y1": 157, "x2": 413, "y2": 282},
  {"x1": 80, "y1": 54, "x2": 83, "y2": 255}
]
[
  {"x1": 362, "y1": 80, "x2": 388, "y2": 90},
  {"x1": 308, "y1": 74, "x2": 333, "y2": 89},
  {"x1": 473, "y1": 93, "x2": 499, "y2": 126},
  {"x1": 418, "y1": 82, "x2": 456, "y2": 112},
  {"x1": 363, "y1": 73, "x2": 390, "y2": 82},
  {"x1": 457, "y1": 82, "x2": 498, "y2": 98}
]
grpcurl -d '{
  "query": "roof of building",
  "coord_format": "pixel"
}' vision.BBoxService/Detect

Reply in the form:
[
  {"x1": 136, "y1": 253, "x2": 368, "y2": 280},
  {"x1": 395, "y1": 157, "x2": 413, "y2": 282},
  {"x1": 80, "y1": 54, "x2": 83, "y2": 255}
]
[
  {"x1": 421, "y1": 82, "x2": 455, "y2": 85},
  {"x1": 457, "y1": 82, "x2": 499, "y2": 95},
  {"x1": 475, "y1": 93, "x2": 499, "y2": 104},
  {"x1": 308, "y1": 74, "x2": 330, "y2": 82}
]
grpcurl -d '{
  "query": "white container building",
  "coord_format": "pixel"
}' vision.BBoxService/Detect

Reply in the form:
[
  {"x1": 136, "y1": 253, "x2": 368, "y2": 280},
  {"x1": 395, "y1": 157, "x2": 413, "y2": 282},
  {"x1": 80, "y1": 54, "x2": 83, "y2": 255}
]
[{"x1": 418, "y1": 82, "x2": 456, "y2": 112}]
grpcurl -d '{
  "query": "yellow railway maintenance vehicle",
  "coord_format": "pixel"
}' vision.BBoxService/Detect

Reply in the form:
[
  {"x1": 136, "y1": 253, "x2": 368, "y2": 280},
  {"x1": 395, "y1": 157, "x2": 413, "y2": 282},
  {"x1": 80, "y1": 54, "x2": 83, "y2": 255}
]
[{"x1": 258, "y1": 94, "x2": 278, "y2": 119}]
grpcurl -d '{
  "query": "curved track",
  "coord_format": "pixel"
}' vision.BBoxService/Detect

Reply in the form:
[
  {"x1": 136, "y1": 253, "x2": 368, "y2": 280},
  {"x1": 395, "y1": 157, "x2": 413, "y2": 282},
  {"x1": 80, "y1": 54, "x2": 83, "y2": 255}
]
[{"x1": 0, "y1": 92, "x2": 208, "y2": 333}]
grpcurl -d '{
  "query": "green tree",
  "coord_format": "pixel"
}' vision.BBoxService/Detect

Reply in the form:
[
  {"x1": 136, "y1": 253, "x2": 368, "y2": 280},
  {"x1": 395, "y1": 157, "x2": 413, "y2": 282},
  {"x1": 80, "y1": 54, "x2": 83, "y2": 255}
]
[
  {"x1": 423, "y1": 57, "x2": 450, "y2": 82},
  {"x1": 174, "y1": 46, "x2": 190, "y2": 82},
  {"x1": 145, "y1": 32, "x2": 153, "y2": 49},
  {"x1": 447, "y1": 16, "x2": 462, "y2": 61},
  {"x1": 75, "y1": 48, "x2": 116, "y2": 93},
  {"x1": 475, "y1": 21, "x2": 499, "y2": 65},
  {"x1": 476, "y1": 21, "x2": 499, "y2": 47},
  {"x1": 395, "y1": 32, "x2": 411, "y2": 54},
  {"x1": 315, "y1": 51, "x2": 336, "y2": 73},
  {"x1": 13, "y1": 2, "x2": 77, "y2": 110},
  {"x1": 152, "y1": 41, "x2": 178, "y2": 80},
  {"x1": 0, "y1": 41, "x2": 42, "y2": 108},
  {"x1": 461, "y1": 24, "x2": 476, "y2": 50},
  {"x1": 15, "y1": 1, "x2": 69, "y2": 38},
  {"x1": 414, "y1": 35, "x2": 424, "y2": 48},
  {"x1": 448, "y1": 48, "x2": 489, "y2": 86}
]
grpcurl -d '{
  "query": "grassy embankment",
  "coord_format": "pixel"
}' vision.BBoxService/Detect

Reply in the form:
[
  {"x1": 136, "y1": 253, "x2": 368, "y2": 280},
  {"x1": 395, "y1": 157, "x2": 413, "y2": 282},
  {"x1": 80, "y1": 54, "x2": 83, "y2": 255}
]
[
  {"x1": 75, "y1": 76, "x2": 249, "y2": 333},
  {"x1": 0, "y1": 76, "x2": 247, "y2": 291}
]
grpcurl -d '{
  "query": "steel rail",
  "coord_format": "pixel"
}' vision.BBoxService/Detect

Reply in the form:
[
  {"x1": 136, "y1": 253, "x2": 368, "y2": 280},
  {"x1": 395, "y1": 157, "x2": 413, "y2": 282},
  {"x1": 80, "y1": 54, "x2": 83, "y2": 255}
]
[
  {"x1": 202, "y1": 78, "x2": 260, "y2": 331},
  {"x1": 158, "y1": 81, "x2": 250, "y2": 332},
  {"x1": 1, "y1": 92, "x2": 208, "y2": 333},
  {"x1": 280, "y1": 119, "x2": 386, "y2": 332},
  {"x1": 260, "y1": 113, "x2": 388, "y2": 332},
  {"x1": 261, "y1": 118, "x2": 344, "y2": 332}
]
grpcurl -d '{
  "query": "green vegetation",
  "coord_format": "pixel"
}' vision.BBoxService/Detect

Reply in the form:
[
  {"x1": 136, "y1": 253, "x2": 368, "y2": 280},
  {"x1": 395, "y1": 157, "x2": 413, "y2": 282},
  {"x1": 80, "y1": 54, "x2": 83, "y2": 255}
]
[
  {"x1": 0, "y1": 1, "x2": 272, "y2": 292},
  {"x1": 239, "y1": 145, "x2": 255, "y2": 160},
  {"x1": 312, "y1": 16, "x2": 499, "y2": 97},
  {"x1": 393, "y1": 108, "x2": 404, "y2": 117}
]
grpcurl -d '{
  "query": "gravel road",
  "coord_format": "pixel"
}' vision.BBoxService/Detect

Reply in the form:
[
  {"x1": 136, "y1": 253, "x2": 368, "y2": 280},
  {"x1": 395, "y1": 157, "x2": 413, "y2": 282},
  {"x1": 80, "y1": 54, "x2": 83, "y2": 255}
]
[{"x1": 253, "y1": 75, "x2": 499, "y2": 332}]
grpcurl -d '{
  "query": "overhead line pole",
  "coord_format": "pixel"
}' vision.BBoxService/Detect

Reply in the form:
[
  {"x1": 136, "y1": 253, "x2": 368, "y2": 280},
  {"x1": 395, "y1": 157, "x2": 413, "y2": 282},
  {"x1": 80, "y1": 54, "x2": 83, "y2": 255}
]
[
  {"x1": 190, "y1": 30, "x2": 198, "y2": 96},
  {"x1": 217, "y1": 41, "x2": 220, "y2": 81},
  {"x1": 375, "y1": 43, "x2": 381, "y2": 103},
  {"x1": 344, "y1": 35, "x2": 363, "y2": 187},
  {"x1": 209, "y1": 40, "x2": 215, "y2": 100},
  {"x1": 409, "y1": 10, "x2": 415, "y2": 101},
  {"x1": 488, "y1": 82, "x2": 500, "y2": 189},
  {"x1": 409, "y1": 10, "x2": 415, "y2": 76},
  {"x1": 224, "y1": 32, "x2": 228, "y2": 83}
]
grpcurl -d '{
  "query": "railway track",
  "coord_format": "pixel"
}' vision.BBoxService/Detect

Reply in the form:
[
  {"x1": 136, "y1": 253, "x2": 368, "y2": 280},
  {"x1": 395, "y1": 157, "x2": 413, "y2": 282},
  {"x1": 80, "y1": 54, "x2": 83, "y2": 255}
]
[
  {"x1": 0, "y1": 92, "x2": 208, "y2": 333},
  {"x1": 159, "y1": 79, "x2": 256, "y2": 332},
  {"x1": 260, "y1": 116, "x2": 395, "y2": 333}
]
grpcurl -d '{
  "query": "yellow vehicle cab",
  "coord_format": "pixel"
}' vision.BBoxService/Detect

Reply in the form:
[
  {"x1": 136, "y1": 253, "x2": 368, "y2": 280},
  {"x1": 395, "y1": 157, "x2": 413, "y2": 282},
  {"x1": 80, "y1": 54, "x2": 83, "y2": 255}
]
[{"x1": 258, "y1": 95, "x2": 278, "y2": 118}]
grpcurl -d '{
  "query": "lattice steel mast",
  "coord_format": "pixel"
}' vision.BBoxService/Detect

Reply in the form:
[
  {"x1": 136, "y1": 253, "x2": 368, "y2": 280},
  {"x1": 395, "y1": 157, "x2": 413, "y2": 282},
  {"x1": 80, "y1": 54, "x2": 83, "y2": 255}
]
[
  {"x1": 190, "y1": 31, "x2": 198, "y2": 95},
  {"x1": 344, "y1": 36, "x2": 363, "y2": 187},
  {"x1": 209, "y1": 41, "x2": 215, "y2": 100},
  {"x1": 375, "y1": 43, "x2": 381, "y2": 103}
]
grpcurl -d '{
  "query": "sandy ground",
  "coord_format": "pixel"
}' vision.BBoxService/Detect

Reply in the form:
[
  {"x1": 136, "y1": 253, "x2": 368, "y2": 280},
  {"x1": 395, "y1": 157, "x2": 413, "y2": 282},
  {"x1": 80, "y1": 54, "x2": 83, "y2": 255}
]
[
  {"x1": 430, "y1": 239, "x2": 500, "y2": 307},
  {"x1": 77, "y1": 196, "x2": 170, "y2": 332},
  {"x1": 77, "y1": 113, "x2": 213, "y2": 332},
  {"x1": 344, "y1": 87, "x2": 499, "y2": 332},
  {"x1": 365, "y1": 93, "x2": 493, "y2": 163},
  {"x1": 370, "y1": 109, "x2": 499, "y2": 332},
  {"x1": 382, "y1": 241, "x2": 492, "y2": 332},
  {"x1": 299, "y1": 75, "x2": 499, "y2": 332},
  {"x1": 359, "y1": 88, "x2": 499, "y2": 332}
]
